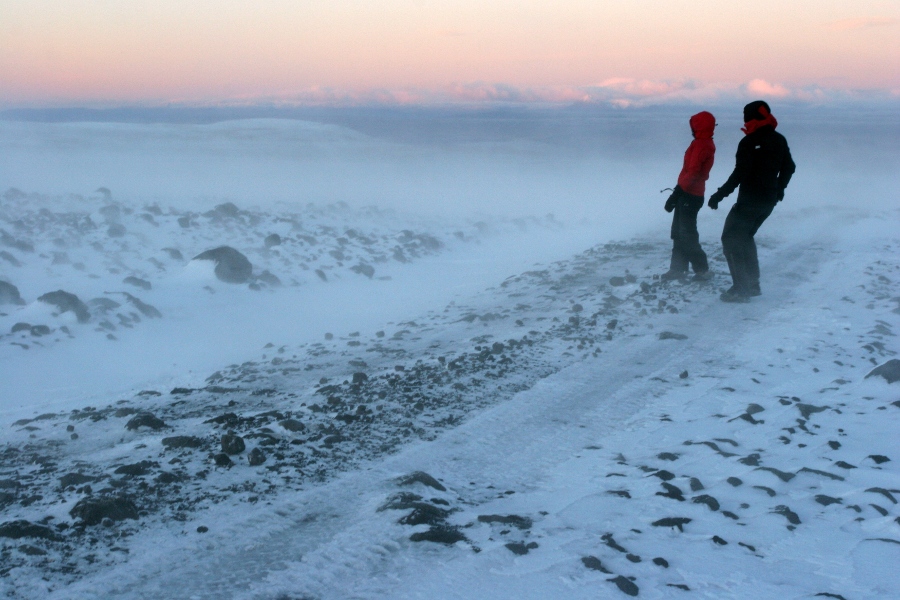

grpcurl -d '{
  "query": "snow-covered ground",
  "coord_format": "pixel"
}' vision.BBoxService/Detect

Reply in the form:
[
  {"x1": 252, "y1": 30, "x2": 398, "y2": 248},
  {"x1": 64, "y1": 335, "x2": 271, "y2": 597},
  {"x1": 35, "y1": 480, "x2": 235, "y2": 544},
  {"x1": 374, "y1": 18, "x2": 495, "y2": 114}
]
[{"x1": 0, "y1": 111, "x2": 898, "y2": 599}]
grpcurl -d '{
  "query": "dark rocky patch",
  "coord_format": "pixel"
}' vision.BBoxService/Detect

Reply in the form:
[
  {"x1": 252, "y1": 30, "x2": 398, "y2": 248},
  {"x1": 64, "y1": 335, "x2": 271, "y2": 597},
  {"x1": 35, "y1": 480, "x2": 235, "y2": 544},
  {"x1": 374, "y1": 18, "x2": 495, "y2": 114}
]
[
  {"x1": 278, "y1": 419, "x2": 305, "y2": 432},
  {"x1": 504, "y1": 541, "x2": 538, "y2": 555},
  {"x1": 726, "y1": 477, "x2": 743, "y2": 487},
  {"x1": 756, "y1": 467, "x2": 795, "y2": 482},
  {"x1": 379, "y1": 492, "x2": 424, "y2": 511},
  {"x1": 609, "y1": 575, "x2": 639, "y2": 596},
  {"x1": 29, "y1": 324, "x2": 51, "y2": 336},
  {"x1": 602, "y1": 533, "x2": 629, "y2": 553},
  {"x1": 37, "y1": 290, "x2": 91, "y2": 323},
  {"x1": 247, "y1": 448, "x2": 267, "y2": 466},
  {"x1": 772, "y1": 505, "x2": 801, "y2": 525},
  {"x1": 582, "y1": 555, "x2": 612, "y2": 573},
  {"x1": 865, "y1": 488, "x2": 897, "y2": 504},
  {"x1": 658, "y1": 331, "x2": 688, "y2": 341},
  {"x1": 155, "y1": 472, "x2": 182, "y2": 484},
  {"x1": 409, "y1": 525, "x2": 466, "y2": 545},
  {"x1": 651, "y1": 469, "x2": 675, "y2": 481},
  {"x1": 0, "y1": 280, "x2": 25, "y2": 305},
  {"x1": 162, "y1": 247, "x2": 183, "y2": 260},
  {"x1": 477, "y1": 514, "x2": 532, "y2": 529},
  {"x1": 866, "y1": 359, "x2": 900, "y2": 384},
  {"x1": 123, "y1": 276, "x2": 151, "y2": 290},
  {"x1": 114, "y1": 461, "x2": 157, "y2": 477},
  {"x1": 739, "y1": 453, "x2": 761, "y2": 466},
  {"x1": 125, "y1": 413, "x2": 167, "y2": 431},
  {"x1": 70, "y1": 495, "x2": 139, "y2": 525},
  {"x1": 59, "y1": 473, "x2": 96, "y2": 488},
  {"x1": 213, "y1": 453, "x2": 234, "y2": 467},
  {"x1": 657, "y1": 482, "x2": 685, "y2": 501},
  {"x1": 815, "y1": 495, "x2": 842, "y2": 506},
  {"x1": 652, "y1": 557, "x2": 669, "y2": 568},
  {"x1": 162, "y1": 436, "x2": 204, "y2": 449},
  {"x1": 797, "y1": 403, "x2": 828, "y2": 419},
  {"x1": 256, "y1": 270, "x2": 282, "y2": 287},
  {"x1": 867, "y1": 455, "x2": 890, "y2": 464},
  {"x1": 0, "y1": 520, "x2": 62, "y2": 541},
  {"x1": 798, "y1": 467, "x2": 844, "y2": 481},
  {"x1": 119, "y1": 292, "x2": 162, "y2": 318},
  {"x1": 193, "y1": 246, "x2": 253, "y2": 284},
  {"x1": 398, "y1": 504, "x2": 450, "y2": 527},
  {"x1": 607, "y1": 490, "x2": 632, "y2": 499},
  {"x1": 0, "y1": 250, "x2": 22, "y2": 267},
  {"x1": 88, "y1": 297, "x2": 121, "y2": 314},
  {"x1": 667, "y1": 584, "x2": 690, "y2": 591},
  {"x1": 18, "y1": 544, "x2": 48, "y2": 556},
  {"x1": 264, "y1": 233, "x2": 282, "y2": 248},
  {"x1": 221, "y1": 433, "x2": 246, "y2": 455},
  {"x1": 397, "y1": 471, "x2": 446, "y2": 491},
  {"x1": 351, "y1": 263, "x2": 375, "y2": 278},
  {"x1": 205, "y1": 202, "x2": 242, "y2": 219},
  {"x1": 11, "y1": 322, "x2": 31, "y2": 333},
  {"x1": 692, "y1": 495, "x2": 720, "y2": 511},
  {"x1": 651, "y1": 517, "x2": 691, "y2": 532}
]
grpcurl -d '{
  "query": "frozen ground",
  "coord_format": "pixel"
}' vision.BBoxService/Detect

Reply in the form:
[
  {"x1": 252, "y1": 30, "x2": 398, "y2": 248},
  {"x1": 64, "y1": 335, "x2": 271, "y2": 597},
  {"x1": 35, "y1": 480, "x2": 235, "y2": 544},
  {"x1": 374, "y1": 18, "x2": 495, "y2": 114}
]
[{"x1": 0, "y1": 111, "x2": 899, "y2": 599}]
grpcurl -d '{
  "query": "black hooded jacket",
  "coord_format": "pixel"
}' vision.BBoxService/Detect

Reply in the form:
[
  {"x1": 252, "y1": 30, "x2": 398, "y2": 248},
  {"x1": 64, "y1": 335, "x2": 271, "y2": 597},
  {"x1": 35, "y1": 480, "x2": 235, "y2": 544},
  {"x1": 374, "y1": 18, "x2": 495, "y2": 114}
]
[{"x1": 716, "y1": 125, "x2": 795, "y2": 204}]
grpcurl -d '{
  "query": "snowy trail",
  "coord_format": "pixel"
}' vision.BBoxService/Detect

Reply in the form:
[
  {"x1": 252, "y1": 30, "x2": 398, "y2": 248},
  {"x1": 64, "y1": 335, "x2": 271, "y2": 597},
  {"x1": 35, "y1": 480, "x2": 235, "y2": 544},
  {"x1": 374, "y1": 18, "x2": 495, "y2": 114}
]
[{"x1": 31, "y1": 206, "x2": 900, "y2": 600}]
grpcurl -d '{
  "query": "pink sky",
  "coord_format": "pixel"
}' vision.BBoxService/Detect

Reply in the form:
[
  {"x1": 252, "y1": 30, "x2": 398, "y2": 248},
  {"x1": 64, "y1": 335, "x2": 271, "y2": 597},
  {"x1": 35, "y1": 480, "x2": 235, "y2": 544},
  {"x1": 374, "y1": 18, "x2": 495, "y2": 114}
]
[{"x1": 1, "y1": 0, "x2": 898, "y2": 107}]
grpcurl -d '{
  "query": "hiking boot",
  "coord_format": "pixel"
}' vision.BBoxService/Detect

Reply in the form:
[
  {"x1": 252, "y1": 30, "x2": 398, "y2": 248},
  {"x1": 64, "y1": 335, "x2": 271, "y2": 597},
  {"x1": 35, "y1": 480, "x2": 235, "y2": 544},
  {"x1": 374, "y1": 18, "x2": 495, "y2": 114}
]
[
  {"x1": 660, "y1": 270, "x2": 687, "y2": 281},
  {"x1": 692, "y1": 270, "x2": 713, "y2": 282},
  {"x1": 747, "y1": 283, "x2": 761, "y2": 297},
  {"x1": 720, "y1": 286, "x2": 751, "y2": 303}
]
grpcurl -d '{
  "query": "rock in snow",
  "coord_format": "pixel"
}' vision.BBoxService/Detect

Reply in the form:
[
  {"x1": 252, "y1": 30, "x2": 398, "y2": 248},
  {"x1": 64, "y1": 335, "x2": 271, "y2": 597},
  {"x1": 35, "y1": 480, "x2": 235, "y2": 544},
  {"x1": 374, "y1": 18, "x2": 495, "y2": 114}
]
[
  {"x1": 69, "y1": 496, "x2": 140, "y2": 525},
  {"x1": 37, "y1": 290, "x2": 91, "y2": 323},
  {"x1": 192, "y1": 246, "x2": 253, "y2": 284},
  {"x1": 866, "y1": 359, "x2": 900, "y2": 384},
  {"x1": 0, "y1": 281, "x2": 25, "y2": 305}
]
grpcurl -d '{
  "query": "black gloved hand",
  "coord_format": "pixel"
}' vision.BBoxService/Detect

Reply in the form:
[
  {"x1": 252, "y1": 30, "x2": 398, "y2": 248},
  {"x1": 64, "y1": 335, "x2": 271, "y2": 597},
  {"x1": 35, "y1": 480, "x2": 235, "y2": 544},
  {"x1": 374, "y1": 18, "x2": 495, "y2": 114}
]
[
  {"x1": 664, "y1": 185, "x2": 681, "y2": 212},
  {"x1": 664, "y1": 192, "x2": 677, "y2": 213},
  {"x1": 707, "y1": 190, "x2": 725, "y2": 210}
]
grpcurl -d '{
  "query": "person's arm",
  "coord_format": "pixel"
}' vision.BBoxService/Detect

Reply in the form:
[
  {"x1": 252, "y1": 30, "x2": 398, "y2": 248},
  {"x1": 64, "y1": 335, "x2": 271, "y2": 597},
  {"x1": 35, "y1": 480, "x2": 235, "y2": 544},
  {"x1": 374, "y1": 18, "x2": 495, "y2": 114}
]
[
  {"x1": 708, "y1": 139, "x2": 749, "y2": 208},
  {"x1": 717, "y1": 138, "x2": 751, "y2": 198},
  {"x1": 776, "y1": 139, "x2": 796, "y2": 201}
]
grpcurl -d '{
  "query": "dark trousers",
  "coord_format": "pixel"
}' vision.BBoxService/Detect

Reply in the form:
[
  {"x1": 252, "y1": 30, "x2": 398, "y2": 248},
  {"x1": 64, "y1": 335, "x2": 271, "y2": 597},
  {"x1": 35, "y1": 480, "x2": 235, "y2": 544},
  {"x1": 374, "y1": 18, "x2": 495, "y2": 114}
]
[
  {"x1": 669, "y1": 192, "x2": 708, "y2": 273},
  {"x1": 721, "y1": 201, "x2": 775, "y2": 293}
]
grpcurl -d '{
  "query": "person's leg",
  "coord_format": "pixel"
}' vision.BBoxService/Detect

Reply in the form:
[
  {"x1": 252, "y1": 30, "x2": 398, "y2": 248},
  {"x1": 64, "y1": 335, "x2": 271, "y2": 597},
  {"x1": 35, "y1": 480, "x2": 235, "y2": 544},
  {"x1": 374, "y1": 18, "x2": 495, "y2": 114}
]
[
  {"x1": 721, "y1": 204, "x2": 751, "y2": 294},
  {"x1": 679, "y1": 196, "x2": 708, "y2": 274},
  {"x1": 745, "y1": 203, "x2": 775, "y2": 295},
  {"x1": 665, "y1": 204, "x2": 689, "y2": 277}
]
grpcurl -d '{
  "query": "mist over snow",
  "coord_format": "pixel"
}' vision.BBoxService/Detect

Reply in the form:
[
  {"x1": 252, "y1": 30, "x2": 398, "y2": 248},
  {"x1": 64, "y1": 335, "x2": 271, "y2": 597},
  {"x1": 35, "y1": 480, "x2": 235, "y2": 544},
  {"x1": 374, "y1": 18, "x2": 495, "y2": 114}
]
[{"x1": 0, "y1": 106, "x2": 898, "y2": 599}]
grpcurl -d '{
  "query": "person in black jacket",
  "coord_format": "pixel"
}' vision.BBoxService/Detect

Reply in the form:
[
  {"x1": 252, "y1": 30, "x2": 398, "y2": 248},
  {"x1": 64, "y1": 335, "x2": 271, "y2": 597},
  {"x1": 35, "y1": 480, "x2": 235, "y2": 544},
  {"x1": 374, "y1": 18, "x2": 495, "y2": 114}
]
[{"x1": 707, "y1": 100, "x2": 795, "y2": 302}]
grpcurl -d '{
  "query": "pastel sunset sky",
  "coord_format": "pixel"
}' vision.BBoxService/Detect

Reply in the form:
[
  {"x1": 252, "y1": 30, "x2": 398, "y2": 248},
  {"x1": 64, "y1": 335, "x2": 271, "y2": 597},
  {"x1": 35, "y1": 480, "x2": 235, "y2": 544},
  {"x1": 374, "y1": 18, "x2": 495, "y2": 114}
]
[{"x1": 1, "y1": 0, "x2": 898, "y2": 108}]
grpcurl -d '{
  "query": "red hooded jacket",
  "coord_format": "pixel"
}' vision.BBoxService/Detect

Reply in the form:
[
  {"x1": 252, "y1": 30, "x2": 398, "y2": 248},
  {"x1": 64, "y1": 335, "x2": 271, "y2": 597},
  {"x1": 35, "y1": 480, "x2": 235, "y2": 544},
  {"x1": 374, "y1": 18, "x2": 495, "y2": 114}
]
[{"x1": 676, "y1": 111, "x2": 716, "y2": 197}]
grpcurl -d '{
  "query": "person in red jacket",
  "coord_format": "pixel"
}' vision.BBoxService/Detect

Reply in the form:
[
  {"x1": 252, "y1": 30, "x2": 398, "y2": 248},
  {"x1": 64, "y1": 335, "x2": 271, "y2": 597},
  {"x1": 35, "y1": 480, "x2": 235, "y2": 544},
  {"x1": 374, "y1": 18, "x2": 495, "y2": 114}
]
[{"x1": 661, "y1": 111, "x2": 716, "y2": 281}]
